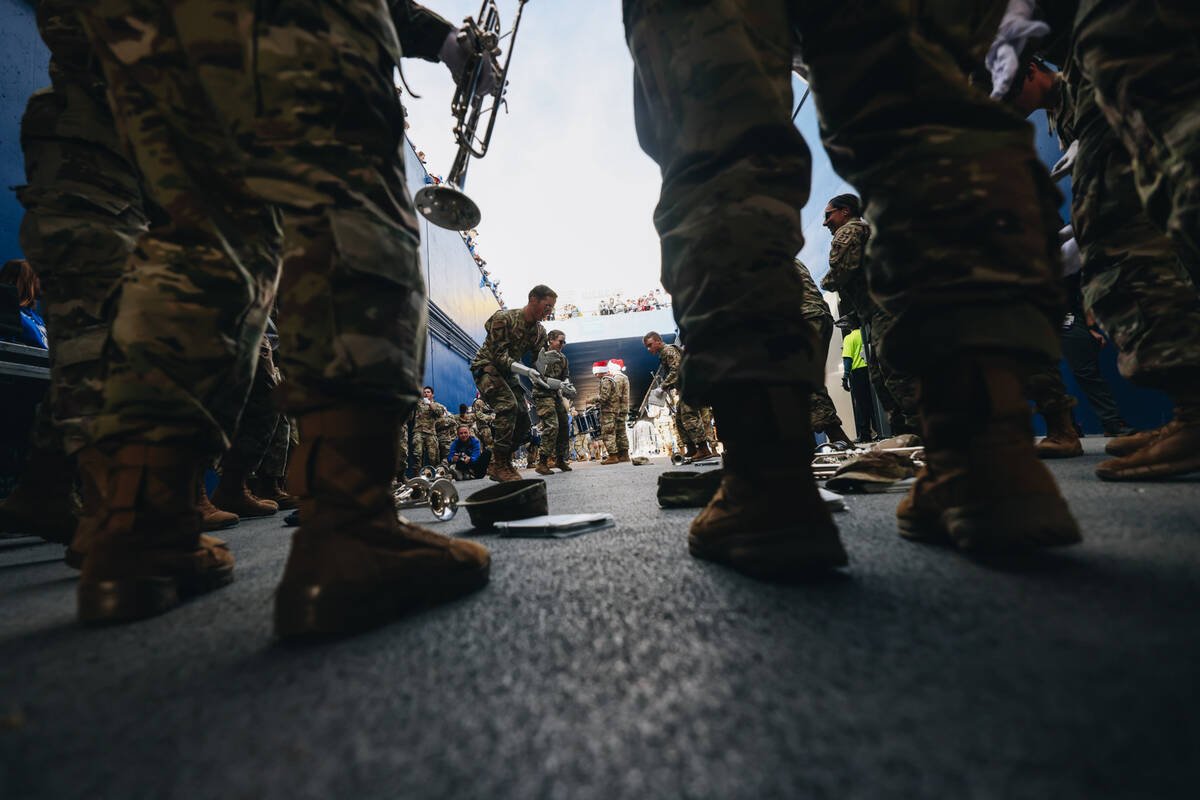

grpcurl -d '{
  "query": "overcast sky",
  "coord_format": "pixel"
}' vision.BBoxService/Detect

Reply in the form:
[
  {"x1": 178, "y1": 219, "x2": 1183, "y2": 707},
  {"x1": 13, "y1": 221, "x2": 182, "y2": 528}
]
[{"x1": 399, "y1": 0, "x2": 663, "y2": 310}]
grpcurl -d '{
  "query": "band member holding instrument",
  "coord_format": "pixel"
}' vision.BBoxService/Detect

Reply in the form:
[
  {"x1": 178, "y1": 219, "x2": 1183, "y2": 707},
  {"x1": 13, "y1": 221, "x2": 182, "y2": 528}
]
[{"x1": 643, "y1": 332, "x2": 712, "y2": 462}]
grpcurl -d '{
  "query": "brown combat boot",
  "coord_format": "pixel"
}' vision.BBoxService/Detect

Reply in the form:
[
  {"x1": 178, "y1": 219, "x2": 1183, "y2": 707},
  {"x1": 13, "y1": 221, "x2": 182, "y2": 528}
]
[
  {"x1": 617, "y1": 450, "x2": 631, "y2": 463},
  {"x1": 1095, "y1": 397, "x2": 1200, "y2": 480},
  {"x1": 897, "y1": 356, "x2": 1081, "y2": 553},
  {"x1": 556, "y1": 453, "x2": 573, "y2": 471},
  {"x1": 1034, "y1": 402, "x2": 1084, "y2": 459},
  {"x1": 77, "y1": 444, "x2": 234, "y2": 624},
  {"x1": 600, "y1": 453, "x2": 620, "y2": 465},
  {"x1": 198, "y1": 478, "x2": 239, "y2": 531},
  {"x1": 210, "y1": 468, "x2": 278, "y2": 518},
  {"x1": 1104, "y1": 425, "x2": 1165, "y2": 457},
  {"x1": 66, "y1": 451, "x2": 231, "y2": 570},
  {"x1": 250, "y1": 476, "x2": 300, "y2": 510},
  {"x1": 534, "y1": 455, "x2": 554, "y2": 476},
  {"x1": 274, "y1": 407, "x2": 490, "y2": 638},
  {"x1": 0, "y1": 444, "x2": 80, "y2": 544},
  {"x1": 687, "y1": 442, "x2": 714, "y2": 462},
  {"x1": 487, "y1": 447, "x2": 522, "y2": 482},
  {"x1": 688, "y1": 387, "x2": 847, "y2": 578}
]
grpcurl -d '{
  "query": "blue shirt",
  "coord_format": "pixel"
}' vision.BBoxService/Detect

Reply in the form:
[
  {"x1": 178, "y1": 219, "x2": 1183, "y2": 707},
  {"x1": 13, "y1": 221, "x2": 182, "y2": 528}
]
[{"x1": 447, "y1": 436, "x2": 482, "y2": 463}]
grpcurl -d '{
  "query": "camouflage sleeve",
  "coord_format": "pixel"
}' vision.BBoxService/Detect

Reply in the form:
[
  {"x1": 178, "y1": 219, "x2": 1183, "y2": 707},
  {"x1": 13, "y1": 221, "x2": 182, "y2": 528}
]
[
  {"x1": 822, "y1": 224, "x2": 866, "y2": 291},
  {"x1": 485, "y1": 314, "x2": 515, "y2": 372},
  {"x1": 598, "y1": 379, "x2": 615, "y2": 403},
  {"x1": 390, "y1": 1, "x2": 454, "y2": 62},
  {"x1": 660, "y1": 347, "x2": 681, "y2": 390}
]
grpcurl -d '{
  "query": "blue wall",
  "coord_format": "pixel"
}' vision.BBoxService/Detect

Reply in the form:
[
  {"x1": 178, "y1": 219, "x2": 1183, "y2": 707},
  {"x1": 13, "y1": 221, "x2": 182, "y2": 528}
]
[{"x1": 0, "y1": 0, "x2": 46, "y2": 262}]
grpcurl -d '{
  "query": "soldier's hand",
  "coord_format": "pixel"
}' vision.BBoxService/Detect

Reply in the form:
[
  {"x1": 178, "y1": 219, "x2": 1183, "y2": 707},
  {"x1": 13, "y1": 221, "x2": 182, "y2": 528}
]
[
  {"x1": 986, "y1": 0, "x2": 1050, "y2": 100},
  {"x1": 544, "y1": 377, "x2": 564, "y2": 392},
  {"x1": 439, "y1": 28, "x2": 499, "y2": 97},
  {"x1": 1051, "y1": 140, "x2": 1079, "y2": 181},
  {"x1": 842, "y1": 375, "x2": 851, "y2": 392}
]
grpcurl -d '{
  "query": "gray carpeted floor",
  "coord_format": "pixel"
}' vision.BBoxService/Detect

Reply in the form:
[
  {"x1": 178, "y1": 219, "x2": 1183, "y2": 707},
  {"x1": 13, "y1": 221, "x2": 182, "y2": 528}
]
[{"x1": 2, "y1": 437, "x2": 1198, "y2": 799}]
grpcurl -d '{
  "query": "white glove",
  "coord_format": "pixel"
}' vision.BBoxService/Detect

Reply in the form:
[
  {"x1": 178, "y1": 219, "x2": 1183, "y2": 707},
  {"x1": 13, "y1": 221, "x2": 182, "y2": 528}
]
[
  {"x1": 439, "y1": 28, "x2": 499, "y2": 97},
  {"x1": 510, "y1": 361, "x2": 550, "y2": 390},
  {"x1": 1050, "y1": 139, "x2": 1079, "y2": 181},
  {"x1": 987, "y1": 0, "x2": 1050, "y2": 100},
  {"x1": 1061, "y1": 236, "x2": 1082, "y2": 277}
]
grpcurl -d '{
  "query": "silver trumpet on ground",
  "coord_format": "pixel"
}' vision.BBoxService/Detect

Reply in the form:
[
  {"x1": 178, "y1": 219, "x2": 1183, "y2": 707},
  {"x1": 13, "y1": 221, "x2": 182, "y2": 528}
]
[
  {"x1": 415, "y1": 0, "x2": 530, "y2": 231},
  {"x1": 393, "y1": 476, "x2": 460, "y2": 521}
]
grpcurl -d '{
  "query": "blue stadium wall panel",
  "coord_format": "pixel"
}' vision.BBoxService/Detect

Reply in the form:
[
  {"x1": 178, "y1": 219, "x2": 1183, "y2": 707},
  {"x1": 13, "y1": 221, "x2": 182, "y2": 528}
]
[
  {"x1": 425, "y1": 333, "x2": 480, "y2": 415},
  {"x1": 0, "y1": 0, "x2": 47, "y2": 261}
]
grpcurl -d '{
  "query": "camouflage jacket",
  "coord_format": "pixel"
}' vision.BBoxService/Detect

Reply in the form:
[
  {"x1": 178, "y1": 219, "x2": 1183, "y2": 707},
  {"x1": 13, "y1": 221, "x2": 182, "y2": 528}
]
[
  {"x1": 471, "y1": 309, "x2": 548, "y2": 375},
  {"x1": 343, "y1": 1, "x2": 452, "y2": 72},
  {"x1": 596, "y1": 375, "x2": 620, "y2": 412},
  {"x1": 794, "y1": 259, "x2": 832, "y2": 321},
  {"x1": 614, "y1": 372, "x2": 630, "y2": 414},
  {"x1": 456, "y1": 410, "x2": 476, "y2": 431},
  {"x1": 658, "y1": 343, "x2": 684, "y2": 391},
  {"x1": 820, "y1": 219, "x2": 874, "y2": 320},
  {"x1": 472, "y1": 397, "x2": 495, "y2": 423},
  {"x1": 435, "y1": 412, "x2": 457, "y2": 441},
  {"x1": 532, "y1": 349, "x2": 570, "y2": 398},
  {"x1": 413, "y1": 398, "x2": 447, "y2": 434}
]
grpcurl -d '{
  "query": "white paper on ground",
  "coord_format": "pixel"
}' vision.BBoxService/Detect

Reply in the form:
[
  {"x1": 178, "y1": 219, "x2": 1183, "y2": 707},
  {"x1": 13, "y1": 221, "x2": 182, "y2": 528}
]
[
  {"x1": 819, "y1": 487, "x2": 847, "y2": 512},
  {"x1": 494, "y1": 513, "x2": 616, "y2": 538}
]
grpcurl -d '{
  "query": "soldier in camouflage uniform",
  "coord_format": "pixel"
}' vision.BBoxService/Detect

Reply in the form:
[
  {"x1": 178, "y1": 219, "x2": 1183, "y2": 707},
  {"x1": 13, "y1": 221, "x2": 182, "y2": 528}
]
[
  {"x1": 699, "y1": 406, "x2": 718, "y2": 449},
  {"x1": 471, "y1": 395, "x2": 495, "y2": 449},
  {"x1": 412, "y1": 387, "x2": 447, "y2": 468},
  {"x1": 471, "y1": 285, "x2": 555, "y2": 481},
  {"x1": 642, "y1": 333, "x2": 711, "y2": 461},
  {"x1": 396, "y1": 406, "x2": 415, "y2": 478},
  {"x1": 0, "y1": 1, "x2": 150, "y2": 546},
  {"x1": 72, "y1": 0, "x2": 491, "y2": 632},
  {"x1": 1006, "y1": 6, "x2": 1200, "y2": 480},
  {"x1": 593, "y1": 368, "x2": 625, "y2": 465},
  {"x1": 455, "y1": 403, "x2": 476, "y2": 438},
  {"x1": 795, "y1": 259, "x2": 851, "y2": 444},
  {"x1": 532, "y1": 330, "x2": 575, "y2": 474},
  {"x1": 612, "y1": 362, "x2": 632, "y2": 462},
  {"x1": 818, "y1": 199, "x2": 920, "y2": 436},
  {"x1": 210, "y1": 336, "x2": 283, "y2": 517},
  {"x1": 435, "y1": 410, "x2": 457, "y2": 465},
  {"x1": 626, "y1": 0, "x2": 1080, "y2": 578}
]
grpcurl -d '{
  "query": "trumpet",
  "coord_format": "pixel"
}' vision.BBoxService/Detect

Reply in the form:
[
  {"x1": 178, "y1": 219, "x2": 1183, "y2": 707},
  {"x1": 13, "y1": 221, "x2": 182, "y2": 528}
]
[
  {"x1": 394, "y1": 476, "x2": 460, "y2": 521},
  {"x1": 415, "y1": 0, "x2": 530, "y2": 231}
]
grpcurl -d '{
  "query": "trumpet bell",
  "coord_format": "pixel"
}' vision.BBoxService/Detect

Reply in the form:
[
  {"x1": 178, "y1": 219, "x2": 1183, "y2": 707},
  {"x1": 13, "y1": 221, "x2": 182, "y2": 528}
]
[
  {"x1": 670, "y1": 452, "x2": 686, "y2": 466},
  {"x1": 428, "y1": 478, "x2": 460, "y2": 521},
  {"x1": 414, "y1": 184, "x2": 482, "y2": 231}
]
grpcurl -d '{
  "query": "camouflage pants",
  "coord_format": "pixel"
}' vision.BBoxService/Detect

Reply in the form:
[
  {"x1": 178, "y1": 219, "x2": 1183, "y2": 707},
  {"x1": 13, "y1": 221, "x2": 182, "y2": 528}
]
[
  {"x1": 1027, "y1": 362, "x2": 1076, "y2": 417},
  {"x1": 222, "y1": 335, "x2": 282, "y2": 473},
  {"x1": 863, "y1": 309, "x2": 921, "y2": 433},
  {"x1": 395, "y1": 422, "x2": 410, "y2": 476},
  {"x1": 600, "y1": 411, "x2": 628, "y2": 455},
  {"x1": 1067, "y1": 56, "x2": 1200, "y2": 390},
  {"x1": 411, "y1": 432, "x2": 439, "y2": 468},
  {"x1": 1075, "y1": 0, "x2": 1200, "y2": 269},
  {"x1": 626, "y1": 0, "x2": 1062, "y2": 400},
  {"x1": 260, "y1": 415, "x2": 292, "y2": 479},
  {"x1": 699, "y1": 406, "x2": 717, "y2": 445},
  {"x1": 673, "y1": 399, "x2": 706, "y2": 448},
  {"x1": 808, "y1": 314, "x2": 843, "y2": 434},
  {"x1": 16, "y1": 2, "x2": 148, "y2": 455},
  {"x1": 534, "y1": 396, "x2": 569, "y2": 462},
  {"x1": 79, "y1": 0, "x2": 426, "y2": 456},
  {"x1": 475, "y1": 424, "x2": 493, "y2": 448},
  {"x1": 474, "y1": 372, "x2": 529, "y2": 455},
  {"x1": 438, "y1": 437, "x2": 453, "y2": 465}
]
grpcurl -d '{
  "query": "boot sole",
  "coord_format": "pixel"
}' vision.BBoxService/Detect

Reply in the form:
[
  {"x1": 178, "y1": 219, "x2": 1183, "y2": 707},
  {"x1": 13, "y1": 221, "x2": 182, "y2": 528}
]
[
  {"x1": 899, "y1": 493, "x2": 1081, "y2": 553},
  {"x1": 1096, "y1": 454, "x2": 1200, "y2": 481},
  {"x1": 274, "y1": 561, "x2": 491, "y2": 639},
  {"x1": 78, "y1": 566, "x2": 235, "y2": 625},
  {"x1": 203, "y1": 517, "x2": 240, "y2": 531},
  {"x1": 688, "y1": 527, "x2": 848, "y2": 579}
]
